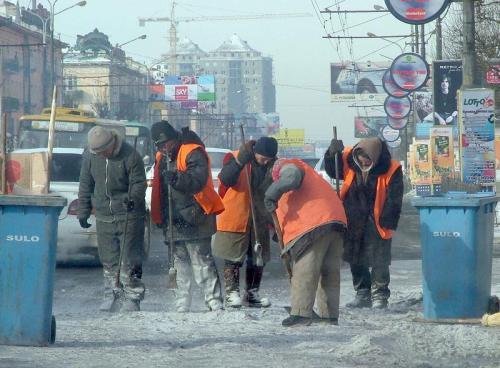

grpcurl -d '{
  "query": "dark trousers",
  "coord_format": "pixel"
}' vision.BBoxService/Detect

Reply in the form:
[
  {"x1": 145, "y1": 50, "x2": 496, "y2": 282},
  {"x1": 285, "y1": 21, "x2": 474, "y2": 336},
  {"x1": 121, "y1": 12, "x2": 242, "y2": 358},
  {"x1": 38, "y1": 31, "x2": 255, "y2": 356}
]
[{"x1": 350, "y1": 264, "x2": 390, "y2": 301}]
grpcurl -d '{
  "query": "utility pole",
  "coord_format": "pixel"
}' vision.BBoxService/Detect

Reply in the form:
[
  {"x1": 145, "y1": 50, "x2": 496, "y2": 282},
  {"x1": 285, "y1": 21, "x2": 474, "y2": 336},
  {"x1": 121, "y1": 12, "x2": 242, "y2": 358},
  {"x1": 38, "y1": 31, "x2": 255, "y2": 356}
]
[
  {"x1": 436, "y1": 17, "x2": 443, "y2": 60},
  {"x1": 463, "y1": 0, "x2": 478, "y2": 87},
  {"x1": 420, "y1": 24, "x2": 426, "y2": 60},
  {"x1": 414, "y1": 25, "x2": 419, "y2": 56}
]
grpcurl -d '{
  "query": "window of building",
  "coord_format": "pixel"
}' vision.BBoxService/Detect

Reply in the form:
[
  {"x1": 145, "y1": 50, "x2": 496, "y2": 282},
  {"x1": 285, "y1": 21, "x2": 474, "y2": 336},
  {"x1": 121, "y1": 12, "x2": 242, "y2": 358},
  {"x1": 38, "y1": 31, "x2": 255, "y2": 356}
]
[{"x1": 64, "y1": 76, "x2": 77, "y2": 91}]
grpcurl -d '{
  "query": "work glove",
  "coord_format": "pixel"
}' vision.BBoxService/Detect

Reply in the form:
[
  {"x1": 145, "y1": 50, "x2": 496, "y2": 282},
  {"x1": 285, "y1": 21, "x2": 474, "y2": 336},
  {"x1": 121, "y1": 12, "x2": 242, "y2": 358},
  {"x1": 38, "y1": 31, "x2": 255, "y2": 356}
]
[
  {"x1": 165, "y1": 170, "x2": 177, "y2": 185},
  {"x1": 79, "y1": 217, "x2": 92, "y2": 229},
  {"x1": 123, "y1": 198, "x2": 135, "y2": 212},
  {"x1": 264, "y1": 197, "x2": 278, "y2": 213},
  {"x1": 328, "y1": 138, "x2": 344, "y2": 156},
  {"x1": 237, "y1": 140, "x2": 256, "y2": 166}
]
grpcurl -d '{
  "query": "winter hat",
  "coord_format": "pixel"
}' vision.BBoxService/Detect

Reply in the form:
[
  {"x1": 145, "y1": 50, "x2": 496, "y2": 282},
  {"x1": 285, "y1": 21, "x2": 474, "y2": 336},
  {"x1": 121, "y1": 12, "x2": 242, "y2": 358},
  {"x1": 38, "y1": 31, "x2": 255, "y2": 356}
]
[
  {"x1": 151, "y1": 120, "x2": 179, "y2": 145},
  {"x1": 87, "y1": 126, "x2": 115, "y2": 154},
  {"x1": 254, "y1": 136, "x2": 278, "y2": 158},
  {"x1": 353, "y1": 137, "x2": 382, "y2": 167}
]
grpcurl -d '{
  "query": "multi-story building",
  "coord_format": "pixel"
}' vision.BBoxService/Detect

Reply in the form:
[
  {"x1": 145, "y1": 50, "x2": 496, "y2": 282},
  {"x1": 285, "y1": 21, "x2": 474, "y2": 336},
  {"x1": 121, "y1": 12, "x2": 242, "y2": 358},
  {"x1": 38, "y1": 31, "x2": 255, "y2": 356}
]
[
  {"x1": 0, "y1": 1, "x2": 63, "y2": 134},
  {"x1": 62, "y1": 29, "x2": 149, "y2": 122},
  {"x1": 153, "y1": 34, "x2": 276, "y2": 116}
]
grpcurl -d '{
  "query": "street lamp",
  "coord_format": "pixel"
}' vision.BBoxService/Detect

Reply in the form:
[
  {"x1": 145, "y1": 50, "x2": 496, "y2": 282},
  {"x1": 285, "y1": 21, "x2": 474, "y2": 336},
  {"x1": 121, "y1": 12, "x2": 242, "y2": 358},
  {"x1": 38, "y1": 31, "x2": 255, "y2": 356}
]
[
  {"x1": 116, "y1": 34, "x2": 147, "y2": 48},
  {"x1": 367, "y1": 32, "x2": 405, "y2": 54},
  {"x1": 47, "y1": 0, "x2": 87, "y2": 93}
]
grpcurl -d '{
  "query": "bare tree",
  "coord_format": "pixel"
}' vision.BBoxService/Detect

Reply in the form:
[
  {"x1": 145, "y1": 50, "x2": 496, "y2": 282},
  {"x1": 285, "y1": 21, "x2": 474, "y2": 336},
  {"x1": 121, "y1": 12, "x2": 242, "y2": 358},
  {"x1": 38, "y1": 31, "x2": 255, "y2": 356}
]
[
  {"x1": 91, "y1": 87, "x2": 110, "y2": 118},
  {"x1": 442, "y1": 1, "x2": 499, "y2": 81}
]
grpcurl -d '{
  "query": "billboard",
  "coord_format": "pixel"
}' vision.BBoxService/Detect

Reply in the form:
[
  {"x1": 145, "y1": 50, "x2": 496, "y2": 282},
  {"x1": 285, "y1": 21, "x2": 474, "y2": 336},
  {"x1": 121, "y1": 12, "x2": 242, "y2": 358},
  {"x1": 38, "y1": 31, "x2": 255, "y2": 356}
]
[
  {"x1": 354, "y1": 116, "x2": 386, "y2": 138},
  {"x1": 459, "y1": 88, "x2": 496, "y2": 188},
  {"x1": 414, "y1": 91, "x2": 434, "y2": 139},
  {"x1": 272, "y1": 128, "x2": 305, "y2": 147},
  {"x1": 164, "y1": 75, "x2": 216, "y2": 102},
  {"x1": 384, "y1": 0, "x2": 449, "y2": 24},
  {"x1": 331, "y1": 61, "x2": 390, "y2": 101},
  {"x1": 433, "y1": 60, "x2": 462, "y2": 127}
]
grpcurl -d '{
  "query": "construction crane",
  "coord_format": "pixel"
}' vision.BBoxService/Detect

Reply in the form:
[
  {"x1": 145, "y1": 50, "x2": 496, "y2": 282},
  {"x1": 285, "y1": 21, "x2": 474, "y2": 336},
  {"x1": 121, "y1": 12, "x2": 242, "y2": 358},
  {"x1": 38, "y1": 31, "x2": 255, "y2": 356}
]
[{"x1": 139, "y1": 1, "x2": 311, "y2": 75}]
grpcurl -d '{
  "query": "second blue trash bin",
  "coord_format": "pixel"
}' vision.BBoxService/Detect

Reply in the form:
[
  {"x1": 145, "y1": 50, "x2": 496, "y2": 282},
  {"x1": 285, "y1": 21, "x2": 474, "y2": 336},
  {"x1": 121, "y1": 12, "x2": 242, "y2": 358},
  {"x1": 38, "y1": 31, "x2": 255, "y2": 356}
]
[
  {"x1": 412, "y1": 194, "x2": 498, "y2": 320},
  {"x1": 0, "y1": 195, "x2": 67, "y2": 346}
]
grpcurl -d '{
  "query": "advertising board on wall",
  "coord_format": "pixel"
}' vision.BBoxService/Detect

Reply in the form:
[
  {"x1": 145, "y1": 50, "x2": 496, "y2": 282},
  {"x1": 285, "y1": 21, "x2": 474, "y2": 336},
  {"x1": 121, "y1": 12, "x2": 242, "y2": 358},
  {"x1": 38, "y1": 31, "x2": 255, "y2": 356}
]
[
  {"x1": 414, "y1": 91, "x2": 434, "y2": 139},
  {"x1": 459, "y1": 88, "x2": 496, "y2": 188},
  {"x1": 354, "y1": 116, "x2": 386, "y2": 138},
  {"x1": 272, "y1": 128, "x2": 305, "y2": 147},
  {"x1": 384, "y1": 0, "x2": 450, "y2": 24},
  {"x1": 433, "y1": 60, "x2": 462, "y2": 128},
  {"x1": 164, "y1": 75, "x2": 216, "y2": 103}
]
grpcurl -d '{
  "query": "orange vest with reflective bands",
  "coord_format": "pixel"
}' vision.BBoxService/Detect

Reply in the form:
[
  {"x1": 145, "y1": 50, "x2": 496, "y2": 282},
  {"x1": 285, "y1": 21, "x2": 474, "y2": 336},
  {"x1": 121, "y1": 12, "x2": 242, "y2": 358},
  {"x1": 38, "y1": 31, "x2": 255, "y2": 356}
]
[
  {"x1": 151, "y1": 144, "x2": 224, "y2": 225},
  {"x1": 275, "y1": 159, "x2": 347, "y2": 246},
  {"x1": 216, "y1": 151, "x2": 251, "y2": 233},
  {"x1": 339, "y1": 147, "x2": 401, "y2": 240}
]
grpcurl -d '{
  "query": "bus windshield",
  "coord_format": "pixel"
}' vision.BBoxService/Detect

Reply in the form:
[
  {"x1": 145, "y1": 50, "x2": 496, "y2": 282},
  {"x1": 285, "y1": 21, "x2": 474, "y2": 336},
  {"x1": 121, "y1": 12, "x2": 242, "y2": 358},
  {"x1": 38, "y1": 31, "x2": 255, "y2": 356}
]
[
  {"x1": 18, "y1": 120, "x2": 94, "y2": 149},
  {"x1": 125, "y1": 135, "x2": 151, "y2": 159}
]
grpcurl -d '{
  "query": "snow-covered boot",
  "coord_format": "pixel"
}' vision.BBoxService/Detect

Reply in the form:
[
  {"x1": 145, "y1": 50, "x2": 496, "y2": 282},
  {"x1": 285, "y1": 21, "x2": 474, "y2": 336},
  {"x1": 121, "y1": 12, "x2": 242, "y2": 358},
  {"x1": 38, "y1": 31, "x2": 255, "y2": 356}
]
[
  {"x1": 120, "y1": 299, "x2": 140, "y2": 312},
  {"x1": 99, "y1": 290, "x2": 119, "y2": 312},
  {"x1": 346, "y1": 289, "x2": 372, "y2": 308},
  {"x1": 372, "y1": 297, "x2": 388, "y2": 309},
  {"x1": 208, "y1": 298, "x2": 224, "y2": 311},
  {"x1": 224, "y1": 265, "x2": 242, "y2": 308},
  {"x1": 245, "y1": 266, "x2": 271, "y2": 308},
  {"x1": 282, "y1": 315, "x2": 312, "y2": 327}
]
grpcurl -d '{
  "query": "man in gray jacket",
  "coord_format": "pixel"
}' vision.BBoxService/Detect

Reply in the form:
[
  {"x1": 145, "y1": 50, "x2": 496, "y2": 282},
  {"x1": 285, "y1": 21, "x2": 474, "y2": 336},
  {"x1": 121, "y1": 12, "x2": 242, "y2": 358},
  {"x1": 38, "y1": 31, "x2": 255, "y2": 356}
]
[{"x1": 78, "y1": 126, "x2": 146, "y2": 312}]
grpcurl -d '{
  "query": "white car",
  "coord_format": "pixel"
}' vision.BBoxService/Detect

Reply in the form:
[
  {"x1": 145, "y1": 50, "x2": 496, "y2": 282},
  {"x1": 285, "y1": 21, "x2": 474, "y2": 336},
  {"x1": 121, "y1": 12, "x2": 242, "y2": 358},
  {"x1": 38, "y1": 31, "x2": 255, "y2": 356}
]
[
  {"x1": 11, "y1": 148, "x2": 99, "y2": 264},
  {"x1": 145, "y1": 147, "x2": 231, "y2": 210}
]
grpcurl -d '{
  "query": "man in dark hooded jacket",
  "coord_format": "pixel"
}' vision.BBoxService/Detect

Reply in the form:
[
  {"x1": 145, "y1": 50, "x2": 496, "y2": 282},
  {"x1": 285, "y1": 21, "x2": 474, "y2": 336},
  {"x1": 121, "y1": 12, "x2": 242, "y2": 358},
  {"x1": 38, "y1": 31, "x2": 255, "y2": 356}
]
[
  {"x1": 150, "y1": 121, "x2": 224, "y2": 312},
  {"x1": 324, "y1": 137, "x2": 404, "y2": 309}
]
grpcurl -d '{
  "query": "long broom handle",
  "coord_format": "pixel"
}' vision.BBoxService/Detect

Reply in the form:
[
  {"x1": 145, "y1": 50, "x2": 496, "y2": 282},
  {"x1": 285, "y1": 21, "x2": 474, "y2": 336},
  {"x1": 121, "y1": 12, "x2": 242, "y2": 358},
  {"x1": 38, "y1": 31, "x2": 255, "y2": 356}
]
[
  {"x1": 239, "y1": 125, "x2": 260, "y2": 245},
  {"x1": 166, "y1": 159, "x2": 176, "y2": 271},
  {"x1": 333, "y1": 126, "x2": 340, "y2": 195},
  {"x1": 271, "y1": 211, "x2": 292, "y2": 279}
]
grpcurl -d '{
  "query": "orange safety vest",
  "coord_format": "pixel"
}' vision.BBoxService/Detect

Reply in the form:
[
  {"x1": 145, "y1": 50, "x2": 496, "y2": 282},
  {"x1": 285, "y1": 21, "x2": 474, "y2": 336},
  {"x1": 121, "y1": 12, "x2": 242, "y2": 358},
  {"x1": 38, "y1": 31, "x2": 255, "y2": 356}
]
[
  {"x1": 339, "y1": 147, "x2": 401, "y2": 240},
  {"x1": 151, "y1": 144, "x2": 224, "y2": 225},
  {"x1": 275, "y1": 159, "x2": 347, "y2": 246},
  {"x1": 216, "y1": 151, "x2": 251, "y2": 233}
]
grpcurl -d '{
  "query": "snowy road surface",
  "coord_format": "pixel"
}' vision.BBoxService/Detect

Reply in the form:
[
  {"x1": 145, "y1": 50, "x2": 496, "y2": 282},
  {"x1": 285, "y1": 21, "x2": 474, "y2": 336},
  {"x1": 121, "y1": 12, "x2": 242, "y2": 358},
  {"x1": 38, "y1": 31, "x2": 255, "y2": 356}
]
[{"x1": 1, "y1": 229, "x2": 500, "y2": 368}]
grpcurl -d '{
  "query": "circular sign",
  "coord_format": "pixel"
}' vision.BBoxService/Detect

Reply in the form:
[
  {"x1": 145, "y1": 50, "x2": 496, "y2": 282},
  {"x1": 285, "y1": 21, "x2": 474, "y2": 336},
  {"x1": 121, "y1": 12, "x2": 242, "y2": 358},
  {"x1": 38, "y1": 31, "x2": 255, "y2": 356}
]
[
  {"x1": 384, "y1": 95, "x2": 412, "y2": 119},
  {"x1": 382, "y1": 69, "x2": 409, "y2": 98},
  {"x1": 384, "y1": 0, "x2": 449, "y2": 25},
  {"x1": 382, "y1": 125, "x2": 400, "y2": 142},
  {"x1": 386, "y1": 136, "x2": 402, "y2": 148},
  {"x1": 391, "y1": 53, "x2": 430, "y2": 91},
  {"x1": 387, "y1": 116, "x2": 408, "y2": 130},
  {"x1": 390, "y1": 53, "x2": 430, "y2": 91}
]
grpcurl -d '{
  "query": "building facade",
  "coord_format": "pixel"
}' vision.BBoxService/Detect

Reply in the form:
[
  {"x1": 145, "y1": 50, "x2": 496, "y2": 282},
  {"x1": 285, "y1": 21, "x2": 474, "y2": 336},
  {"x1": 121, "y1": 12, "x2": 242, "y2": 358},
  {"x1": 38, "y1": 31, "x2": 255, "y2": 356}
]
[
  {"x1": 0, "y1": 1, "x2": 63, "y2": 135},
  {"x1": 62, "y1": 29, "x2": 149, "y2": 122}
]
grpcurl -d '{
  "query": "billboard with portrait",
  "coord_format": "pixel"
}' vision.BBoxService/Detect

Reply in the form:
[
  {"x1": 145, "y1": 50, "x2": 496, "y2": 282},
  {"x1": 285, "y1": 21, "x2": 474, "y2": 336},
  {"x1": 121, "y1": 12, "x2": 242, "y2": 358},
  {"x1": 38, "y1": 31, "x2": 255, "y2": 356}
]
[{"x1": 433, "y1": 60, "x2": 462, "y2": 127}]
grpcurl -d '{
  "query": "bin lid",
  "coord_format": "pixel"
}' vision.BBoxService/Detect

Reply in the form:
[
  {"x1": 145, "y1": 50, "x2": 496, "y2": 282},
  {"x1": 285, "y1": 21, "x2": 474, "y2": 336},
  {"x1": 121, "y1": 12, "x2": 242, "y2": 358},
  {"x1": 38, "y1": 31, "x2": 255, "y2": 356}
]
[
  {"x1": 411, "y1": 194, "x2": 499, "y2": 208},
  {"x1": 0, "y1": 195, "x2": 67, "y2": 207}
]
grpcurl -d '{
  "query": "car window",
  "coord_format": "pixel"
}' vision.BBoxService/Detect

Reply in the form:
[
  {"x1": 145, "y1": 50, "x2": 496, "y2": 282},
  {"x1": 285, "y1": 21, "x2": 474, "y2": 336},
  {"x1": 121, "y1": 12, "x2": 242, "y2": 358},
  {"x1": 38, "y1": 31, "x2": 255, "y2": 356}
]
[
  {"x1": 208, "y1": 152, "x2": 227, "y2": 169},
  {"x1": 51, "y1": 153, "x2": 82, "y2": 182}
]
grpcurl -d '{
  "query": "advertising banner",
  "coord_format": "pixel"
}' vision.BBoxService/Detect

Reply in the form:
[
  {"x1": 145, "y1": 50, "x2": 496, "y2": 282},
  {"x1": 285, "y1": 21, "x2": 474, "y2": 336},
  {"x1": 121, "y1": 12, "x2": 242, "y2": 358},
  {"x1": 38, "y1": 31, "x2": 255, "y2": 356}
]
[
  {"x1": 272, "y1": 128, "x2": 305, "y2": 147},
  {"x1": 414, "y1": 91, "x2": 434, "y2": 139},
  {"x1": 384, "y1": 0, "x2": 449, "y2": 24},
  {"x1": 390, "y1": 53, "x2": 430, "y2": 92},
  {"x1": 433, "y1": 60, "x2": 462, "y2": 129},
  {"x1": 164, "y1": 75, "x2": 216, "y2": 102},
  {"x1": 382, "y1": 69, "x2": 409, "y2": 98},
  {"x1": 354, "y1": 116, "x2": 386, "y2": 138},
  {"x1": 384, "y1": 95, "x2": 412, "y2": 119},
  {"x1": 413, "y1": 141, "x2": 431, "y2": 185},
  {"x1": 430, "y1": 126, "x2": 454, "y2": 184},
  {"x1": 330, "y1": 61, "x2": 390, "y2": 101},
  {"x1": 459, "y1": 88, "x2": 496, "y2": 187}
]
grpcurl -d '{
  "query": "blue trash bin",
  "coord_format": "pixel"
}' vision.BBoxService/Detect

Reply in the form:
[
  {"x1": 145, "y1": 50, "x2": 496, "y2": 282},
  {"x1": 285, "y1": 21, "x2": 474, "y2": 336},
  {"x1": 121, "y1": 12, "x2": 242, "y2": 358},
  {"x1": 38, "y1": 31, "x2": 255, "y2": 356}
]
[
  {"x1": 0, "y1": 195, "x2": 67, "y2": 346},
  {"x1": 412, "y1": 194, "x2": 498, "y2": 320}
]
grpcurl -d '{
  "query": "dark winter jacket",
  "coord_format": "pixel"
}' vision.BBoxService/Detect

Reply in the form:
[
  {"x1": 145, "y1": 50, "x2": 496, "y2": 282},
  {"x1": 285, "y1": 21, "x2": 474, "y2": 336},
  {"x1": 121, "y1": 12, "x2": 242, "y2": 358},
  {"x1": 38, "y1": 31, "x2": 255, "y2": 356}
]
[
  {"x1": 159, "y1": 145, "x2": 216, "y2": 241},
  {"x1": 78, "y1": 133, "x2": 147, "y2": 222},
  {"x1": 324, "y1": 141, "x2": 404, "y2": 266}
]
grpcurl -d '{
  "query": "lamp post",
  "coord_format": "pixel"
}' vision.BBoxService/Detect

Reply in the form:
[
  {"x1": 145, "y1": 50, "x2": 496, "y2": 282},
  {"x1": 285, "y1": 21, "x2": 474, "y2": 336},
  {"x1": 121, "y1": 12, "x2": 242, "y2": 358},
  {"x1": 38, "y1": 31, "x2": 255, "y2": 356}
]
[
  {"x1": 47, "y1": 0, "x2": 87, "y2": 94},
  {"x1": 116, "y1": 35, "x2": 147, "y2": 48},
  {"x1": 367, "y1": 32, "x2": 404, "y2": 54}
]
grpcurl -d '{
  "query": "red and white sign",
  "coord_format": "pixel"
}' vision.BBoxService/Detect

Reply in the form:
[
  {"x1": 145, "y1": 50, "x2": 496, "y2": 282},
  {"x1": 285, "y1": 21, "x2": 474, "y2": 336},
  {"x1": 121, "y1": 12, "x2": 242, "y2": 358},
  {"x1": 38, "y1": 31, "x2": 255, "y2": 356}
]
[
  {"x1": 486, "y1": 65, "x2": 500, "y2": 85},
  {"x1": 175, "y1": 86, "x2": 189, "y2": 101}
]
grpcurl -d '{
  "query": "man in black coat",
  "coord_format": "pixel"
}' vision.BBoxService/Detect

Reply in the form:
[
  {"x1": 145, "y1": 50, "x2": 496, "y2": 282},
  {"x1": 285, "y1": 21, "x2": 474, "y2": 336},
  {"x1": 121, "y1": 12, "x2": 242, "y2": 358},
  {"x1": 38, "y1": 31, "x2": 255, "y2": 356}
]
[{"x1": 324, "y1": 137, "x2": 404, "y2": 309}]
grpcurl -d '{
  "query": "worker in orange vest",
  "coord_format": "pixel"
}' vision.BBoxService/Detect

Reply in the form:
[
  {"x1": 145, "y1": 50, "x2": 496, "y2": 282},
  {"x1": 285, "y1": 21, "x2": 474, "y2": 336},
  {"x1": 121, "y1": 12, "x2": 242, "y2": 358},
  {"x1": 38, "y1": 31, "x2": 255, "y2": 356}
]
[
  {"x1": 264, "y1": 158, "x2": 347, "y2": 327},
  {"x1": 150, "y1": 121, "x2": 225, "y2": 312},
  {"x1": 324, "y1": 137, "x2": 404, "y2": 309},
  {"x1": 213, "y1": 137, "x2": 278, "y2": 308}
]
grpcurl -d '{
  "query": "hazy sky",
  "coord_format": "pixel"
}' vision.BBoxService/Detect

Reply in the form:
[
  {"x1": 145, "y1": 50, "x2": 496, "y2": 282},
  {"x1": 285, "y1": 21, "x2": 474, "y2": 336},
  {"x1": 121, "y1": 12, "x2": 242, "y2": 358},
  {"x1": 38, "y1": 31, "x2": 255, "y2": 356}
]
[{"x1": 35, "y1": 0, "x2": 426, "y2": 145}]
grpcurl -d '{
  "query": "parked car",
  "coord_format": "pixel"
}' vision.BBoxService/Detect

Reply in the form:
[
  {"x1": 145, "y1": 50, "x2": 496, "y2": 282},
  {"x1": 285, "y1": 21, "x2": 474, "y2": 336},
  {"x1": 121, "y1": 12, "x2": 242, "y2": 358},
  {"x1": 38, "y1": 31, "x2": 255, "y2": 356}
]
[{"x1": 145, "y1": 147, "x2": 231, "y2": 211}]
